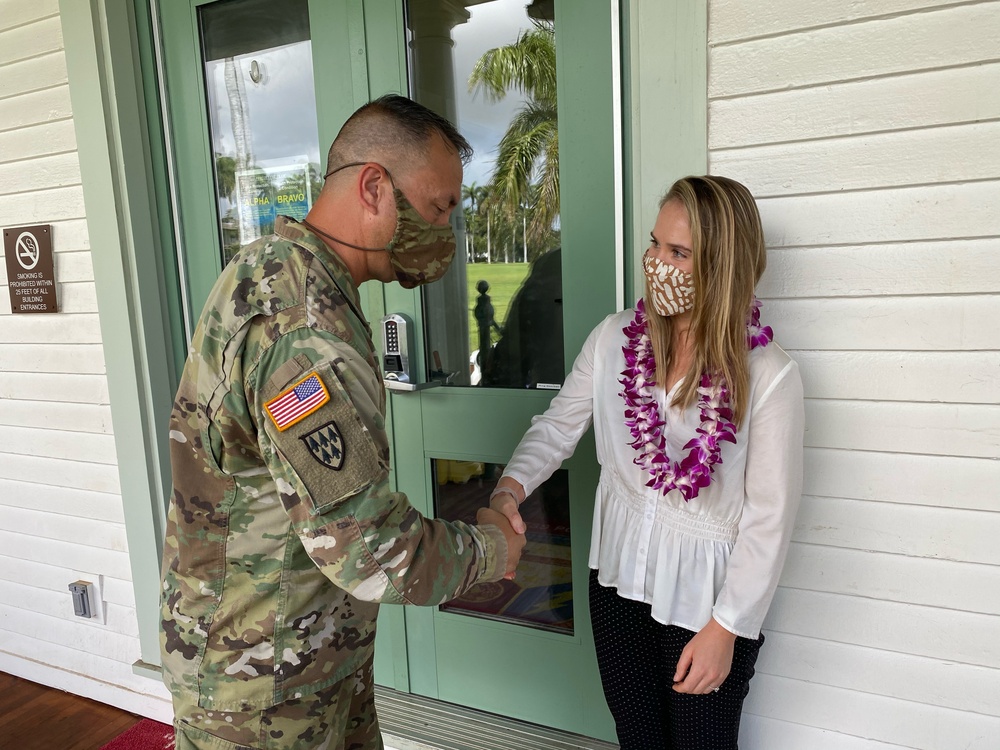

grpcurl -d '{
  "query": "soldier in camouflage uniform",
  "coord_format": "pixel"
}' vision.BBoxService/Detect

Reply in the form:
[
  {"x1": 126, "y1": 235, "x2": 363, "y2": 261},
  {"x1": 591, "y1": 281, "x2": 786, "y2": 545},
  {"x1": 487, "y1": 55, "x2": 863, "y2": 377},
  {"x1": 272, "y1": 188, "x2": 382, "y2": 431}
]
[{"x1": 160, "y1": 95, "x2": 525, "y2": 750}]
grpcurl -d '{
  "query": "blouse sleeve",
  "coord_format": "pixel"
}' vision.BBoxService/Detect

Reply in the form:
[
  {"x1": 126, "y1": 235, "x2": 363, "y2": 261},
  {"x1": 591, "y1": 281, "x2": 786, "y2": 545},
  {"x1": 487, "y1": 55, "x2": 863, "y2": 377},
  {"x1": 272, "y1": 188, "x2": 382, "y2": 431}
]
[
  {"x1": 501, "y1": 317, "x2": 607, "y2": 496},
  {"x1": 712, "y1": 358, "x2": 805, "y2": 638}
]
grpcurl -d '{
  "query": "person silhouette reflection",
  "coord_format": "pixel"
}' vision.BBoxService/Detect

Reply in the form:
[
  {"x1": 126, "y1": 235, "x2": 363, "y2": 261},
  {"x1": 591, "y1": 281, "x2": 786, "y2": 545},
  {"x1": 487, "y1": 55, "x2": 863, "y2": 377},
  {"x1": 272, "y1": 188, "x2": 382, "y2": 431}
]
[{"x1": 481, "y1": 247, "x2": 563, "y2": 388}]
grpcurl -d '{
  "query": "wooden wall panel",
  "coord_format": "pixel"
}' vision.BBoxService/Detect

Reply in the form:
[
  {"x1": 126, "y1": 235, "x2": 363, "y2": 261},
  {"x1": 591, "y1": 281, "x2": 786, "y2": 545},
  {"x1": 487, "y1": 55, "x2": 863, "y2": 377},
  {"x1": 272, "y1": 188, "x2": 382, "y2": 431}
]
[
  {"x1": 802, "y1": 448, "x2": 999, "y2": 511},
  {"x1": 0, "y1": 52, "x2": 67, "y2": 99},
  {"x1": 710, "y1": 4, "x2": 1000, "y2": 96},
  {"x1": 768, "y1": 295, "x2": 1000, "y2": 350},
  {"x1": 0, "y1": 372, "x2": 109, "y2": 402},
  {"x1": 0, "y1": 14, "x2": 62, "y2": 66},
  {"x1": 0, "y1": 152, "x2": 82, "y2": 195},
  {"x1": 793, "y1": 495, "x2": 999, "y2": 564},
  {"x1": 0, "y1": 344, "x2": 106, "y2": 374},
  {"x1": 0, "y1": 119, "x2": 78, "y2": 163},
  {"x1": 780, "y1": 543, "x2": 1000, "y2": 615},
  {"x1": 0, "y1": 506, "x2": 127, "y2": 551},
  {"x1": 713, "y1": 121, "x2": 1000, "y2": 197},
  {"x1": 0, "y1": 312, "x2": 103, "y2": 343},
  {"x1": 745, "y1": 674, "x2": 1000, "y2": 750},
  {"x1": 710, "y1": 63, "x2": 1000, "y2": 149},
  {"x1": 803, "y1": 400, "x2": 1000, "y2": 457},
  {"x1": 766, "y1": 588, "x2": 1000, "y2": 668},
  {"x1": 794, "y1": 351, "x2": 1000, "y2": 404},
  {"x1": 0, "y1": 424, "x2": 119, "y2": 463},
  {"x1": 0, "y1": 85, "x2": 72, "y2": 132},
  {"x1": 0, "y1": 184, "x2": 86, "y2": 225},
  {"x1": 757, "y1": 181, "x2": 1000, "y2": 247},
  {"x1": 760, "y1": 240, "x2": 1000, "y2": 297},
  {"x1": 740, "y1": 714, "x2": 912, "y2": 750},
  {"x1": 710, "y1": 3, "x2": 1000, "y2": 743},
  {"x1": 758, "y1": 631, "x2": 1000, "y2": 716},
  {"x1": 0, "y1": 528, "x2": 130, "y2": 579},
  {"x1": 710, "y1": 0, "x2": 962, "y2": 43},
  {"x1": 0, "y1": 0, "x2": 59, "y2": 33},
  {"x1": 0, "y1": 477, "x2": 123, "y2": 522},
  {"x1": 0, "y1": 400, "x2": 114, "y2": 432}
]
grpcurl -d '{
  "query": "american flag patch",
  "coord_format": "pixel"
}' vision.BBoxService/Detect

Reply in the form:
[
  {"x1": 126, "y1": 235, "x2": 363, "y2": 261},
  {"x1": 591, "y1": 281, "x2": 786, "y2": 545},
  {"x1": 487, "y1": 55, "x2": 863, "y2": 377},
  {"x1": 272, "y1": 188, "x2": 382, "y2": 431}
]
[{"x1": 264, "y1": 373, "x2": 330, "y2": 431}]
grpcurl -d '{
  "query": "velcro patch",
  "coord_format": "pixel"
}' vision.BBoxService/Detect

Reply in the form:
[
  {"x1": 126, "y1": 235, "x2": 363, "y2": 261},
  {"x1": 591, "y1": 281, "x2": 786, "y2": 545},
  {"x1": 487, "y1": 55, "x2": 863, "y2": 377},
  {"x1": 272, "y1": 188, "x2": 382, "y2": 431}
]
[
  {"x1": 264, "y1": 373, "x2": 330, "y2": 431},
  {"x1": 301, "y1": 421, "x2": 346, "y2": 471}
]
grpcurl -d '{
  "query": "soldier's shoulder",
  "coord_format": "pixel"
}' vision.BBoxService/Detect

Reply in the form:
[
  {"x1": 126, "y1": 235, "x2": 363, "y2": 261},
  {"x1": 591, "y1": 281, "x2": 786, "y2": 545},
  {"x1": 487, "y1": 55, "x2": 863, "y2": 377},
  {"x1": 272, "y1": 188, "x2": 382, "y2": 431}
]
[{"x1": 211, "y1": 236, "x2": 315, "y2": 319}]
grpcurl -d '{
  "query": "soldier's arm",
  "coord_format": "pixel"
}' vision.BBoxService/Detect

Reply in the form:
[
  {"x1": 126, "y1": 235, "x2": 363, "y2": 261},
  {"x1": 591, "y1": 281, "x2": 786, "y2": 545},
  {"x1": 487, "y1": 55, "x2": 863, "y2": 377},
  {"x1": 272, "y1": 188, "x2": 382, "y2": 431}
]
[{"x1": 249, "y1": 326, "x2": 509, "y2": 605}]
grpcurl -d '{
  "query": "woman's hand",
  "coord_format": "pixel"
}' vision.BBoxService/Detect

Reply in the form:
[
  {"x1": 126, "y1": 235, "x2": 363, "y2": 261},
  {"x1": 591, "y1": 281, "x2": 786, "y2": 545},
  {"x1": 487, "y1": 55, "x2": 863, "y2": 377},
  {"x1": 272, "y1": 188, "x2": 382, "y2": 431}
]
[
  {"x1": 672, "y1": 618, "x2": 737, "y2": 694},
  {"x1": 489, "y1": 477, "x2": 527, "y2": 534},
  {"x1": 476, "y1": 507, "x2": 526, "y2": 579}
]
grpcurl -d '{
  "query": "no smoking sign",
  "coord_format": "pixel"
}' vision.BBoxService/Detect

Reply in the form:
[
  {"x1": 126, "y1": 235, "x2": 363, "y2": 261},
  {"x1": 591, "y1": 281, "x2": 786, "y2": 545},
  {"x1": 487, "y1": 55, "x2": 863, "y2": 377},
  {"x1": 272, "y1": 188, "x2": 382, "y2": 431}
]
[
  {"x1": 3, "y1": 224, "x2": 57, "y2": 314},
  {"x1": 15, "y1": 232, "x2": 40, "y2": 270}
]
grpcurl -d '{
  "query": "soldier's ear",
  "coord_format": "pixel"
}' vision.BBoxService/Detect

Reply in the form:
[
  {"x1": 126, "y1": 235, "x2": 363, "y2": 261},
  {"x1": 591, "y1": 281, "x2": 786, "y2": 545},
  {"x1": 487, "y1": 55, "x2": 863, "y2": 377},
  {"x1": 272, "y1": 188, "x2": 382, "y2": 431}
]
[{"x1": 358, "y1": 165, "x2": 389, "y2": 215}]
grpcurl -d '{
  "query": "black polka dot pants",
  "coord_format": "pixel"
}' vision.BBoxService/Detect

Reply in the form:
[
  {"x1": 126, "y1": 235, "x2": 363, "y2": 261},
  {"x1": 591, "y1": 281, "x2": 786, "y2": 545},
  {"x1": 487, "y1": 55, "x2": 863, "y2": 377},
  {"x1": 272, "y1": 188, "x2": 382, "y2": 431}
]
[{"x1": 589, "y1": 570, "x2": 763, "y2": 750}]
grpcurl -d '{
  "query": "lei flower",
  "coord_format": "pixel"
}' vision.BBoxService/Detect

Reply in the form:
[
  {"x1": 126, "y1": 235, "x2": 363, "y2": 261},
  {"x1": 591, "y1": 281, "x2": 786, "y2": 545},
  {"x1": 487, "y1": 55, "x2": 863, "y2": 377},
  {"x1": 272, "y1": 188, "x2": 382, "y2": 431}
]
[{"x1": 619, "y1": 298, "x2": 772, "y2": 501}]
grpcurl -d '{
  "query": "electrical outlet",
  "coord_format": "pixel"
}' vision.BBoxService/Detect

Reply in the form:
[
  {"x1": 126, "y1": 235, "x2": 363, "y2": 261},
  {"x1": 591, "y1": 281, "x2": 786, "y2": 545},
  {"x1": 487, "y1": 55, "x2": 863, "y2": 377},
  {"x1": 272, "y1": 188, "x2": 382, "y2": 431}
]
[{"x1": 68, "y1": 572, "x2": 106, "y2": 625}]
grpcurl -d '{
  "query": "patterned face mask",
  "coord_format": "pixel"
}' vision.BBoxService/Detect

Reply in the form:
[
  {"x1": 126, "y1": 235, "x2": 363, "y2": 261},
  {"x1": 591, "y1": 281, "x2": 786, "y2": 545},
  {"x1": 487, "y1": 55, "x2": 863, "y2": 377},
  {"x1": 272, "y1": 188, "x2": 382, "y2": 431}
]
[
  {"x1": 315, "y1": 162, "x2": 457, "y2": 289},
  {"x1": 383, "y1": 186, "x2": 456, "y2": 289},
  {"x1": 643, "y1": 251, "x2": 695, "y2": 317}
]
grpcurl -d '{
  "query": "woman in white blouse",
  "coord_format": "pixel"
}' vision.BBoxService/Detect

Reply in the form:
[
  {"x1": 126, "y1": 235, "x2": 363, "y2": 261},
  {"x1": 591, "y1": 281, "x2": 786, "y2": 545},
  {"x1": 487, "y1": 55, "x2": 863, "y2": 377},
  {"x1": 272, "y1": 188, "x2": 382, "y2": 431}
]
[{"x1": 491, "y1": 175, "x2": 804, "y2": 749}]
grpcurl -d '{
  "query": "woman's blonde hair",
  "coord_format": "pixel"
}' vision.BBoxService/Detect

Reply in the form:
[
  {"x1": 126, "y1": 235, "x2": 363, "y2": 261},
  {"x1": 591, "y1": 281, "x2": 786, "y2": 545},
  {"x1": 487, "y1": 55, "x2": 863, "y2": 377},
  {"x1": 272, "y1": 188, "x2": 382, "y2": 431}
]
[{"x1": 644, "y1": 175, "x2": 766, "y2": 428}]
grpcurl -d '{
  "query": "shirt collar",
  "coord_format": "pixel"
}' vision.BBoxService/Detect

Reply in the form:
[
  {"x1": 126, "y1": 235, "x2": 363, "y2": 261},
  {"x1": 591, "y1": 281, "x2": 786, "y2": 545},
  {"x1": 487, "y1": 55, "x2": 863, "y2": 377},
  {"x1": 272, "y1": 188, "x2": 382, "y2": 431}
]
[{"x1": 274, "y1": 215, "x2": 362, "y2": 310}]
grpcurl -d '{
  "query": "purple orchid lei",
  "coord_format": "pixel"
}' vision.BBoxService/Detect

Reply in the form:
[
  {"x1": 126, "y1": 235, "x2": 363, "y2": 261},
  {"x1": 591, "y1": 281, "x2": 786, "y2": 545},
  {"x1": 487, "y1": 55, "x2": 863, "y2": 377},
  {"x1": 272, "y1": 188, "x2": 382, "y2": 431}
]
[{"x1": 619, "y1": 298, "x2": 773, "y2": 501}]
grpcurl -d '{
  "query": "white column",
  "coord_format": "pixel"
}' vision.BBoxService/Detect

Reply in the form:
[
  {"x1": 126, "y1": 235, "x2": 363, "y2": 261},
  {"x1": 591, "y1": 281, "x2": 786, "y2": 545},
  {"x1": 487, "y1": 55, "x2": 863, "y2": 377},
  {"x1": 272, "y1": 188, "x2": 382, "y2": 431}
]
[{"x1": 407, "y1": 0, "x2": 474, "y2": 384}]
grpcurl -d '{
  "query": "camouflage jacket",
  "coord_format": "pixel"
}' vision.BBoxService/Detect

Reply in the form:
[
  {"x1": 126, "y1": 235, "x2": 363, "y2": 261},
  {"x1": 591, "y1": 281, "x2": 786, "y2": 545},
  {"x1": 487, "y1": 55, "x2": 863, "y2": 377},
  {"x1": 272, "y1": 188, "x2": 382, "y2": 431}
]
[{"x1": 160, "y1": 216, "x2": 507, "y2": 712}]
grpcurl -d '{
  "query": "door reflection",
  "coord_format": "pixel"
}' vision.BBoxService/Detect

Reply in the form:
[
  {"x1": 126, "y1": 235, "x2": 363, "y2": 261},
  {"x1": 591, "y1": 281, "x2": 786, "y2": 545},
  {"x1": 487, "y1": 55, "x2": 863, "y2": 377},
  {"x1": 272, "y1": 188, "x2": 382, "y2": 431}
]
[
  {"x1": 199, "y1": 0, "x2": 322, "y2": 266},
  {"x1": 406, "y1": 0, "x2": 564, "y2": 389},
  {"x1": 433, "y1": 459, "x2": 573, "y2": 634}
]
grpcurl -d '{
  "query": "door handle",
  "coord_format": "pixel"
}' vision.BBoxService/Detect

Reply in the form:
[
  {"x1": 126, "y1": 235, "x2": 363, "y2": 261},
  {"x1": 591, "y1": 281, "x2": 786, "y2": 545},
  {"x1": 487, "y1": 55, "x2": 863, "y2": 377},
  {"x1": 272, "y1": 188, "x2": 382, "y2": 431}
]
[{"x1": 384, "y1": 377, "x2": 444, "y2": 393}]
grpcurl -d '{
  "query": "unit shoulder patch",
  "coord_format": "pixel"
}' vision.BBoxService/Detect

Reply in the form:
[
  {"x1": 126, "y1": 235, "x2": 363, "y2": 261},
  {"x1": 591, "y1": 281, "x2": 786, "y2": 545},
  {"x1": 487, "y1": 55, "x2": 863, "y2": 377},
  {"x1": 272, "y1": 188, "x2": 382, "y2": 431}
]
[{"x1": 301, "y1": 421, "x2": 346, "y2": 471}]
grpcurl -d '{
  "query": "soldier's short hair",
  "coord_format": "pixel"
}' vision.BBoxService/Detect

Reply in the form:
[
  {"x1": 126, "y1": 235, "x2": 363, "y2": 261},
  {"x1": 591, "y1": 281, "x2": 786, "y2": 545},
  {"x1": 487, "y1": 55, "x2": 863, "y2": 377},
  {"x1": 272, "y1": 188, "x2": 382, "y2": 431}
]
[{"x1": 325, "y1": 94, "x2": 472, "y2": 179}]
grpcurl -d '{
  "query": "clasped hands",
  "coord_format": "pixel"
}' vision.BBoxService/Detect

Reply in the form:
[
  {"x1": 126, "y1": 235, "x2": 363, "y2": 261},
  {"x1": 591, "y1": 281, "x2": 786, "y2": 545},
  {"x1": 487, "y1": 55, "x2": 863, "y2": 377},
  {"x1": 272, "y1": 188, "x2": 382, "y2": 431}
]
[{"x1": 475, "y1": 477, "x2": 528, "y2": 580}]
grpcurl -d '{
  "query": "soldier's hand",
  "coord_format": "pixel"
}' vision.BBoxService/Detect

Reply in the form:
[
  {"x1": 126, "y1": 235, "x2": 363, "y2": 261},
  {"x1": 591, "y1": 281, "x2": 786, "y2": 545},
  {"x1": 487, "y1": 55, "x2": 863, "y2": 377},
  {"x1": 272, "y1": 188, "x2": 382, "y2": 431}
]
[
  {"x1": 489, "y1": 477, "x2": 527, "y2": 534},
  {"x1": 476, "y1": 507, "x2": 526, "y2": 580}
]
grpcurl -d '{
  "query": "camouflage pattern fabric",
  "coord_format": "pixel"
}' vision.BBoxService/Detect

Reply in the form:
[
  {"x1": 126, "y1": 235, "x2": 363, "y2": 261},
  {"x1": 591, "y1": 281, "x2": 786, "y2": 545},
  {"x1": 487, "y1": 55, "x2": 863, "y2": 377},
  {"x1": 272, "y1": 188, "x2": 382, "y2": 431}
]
[
  {"x1": 172, "y1": 657, "x2": 382, "y2": 750},
  {"x1": 160, "y1": 215, "x2": 507, "y2": 717},
  {"x1": 384, "y1": 188, "x2": 455, "y2": 289}
]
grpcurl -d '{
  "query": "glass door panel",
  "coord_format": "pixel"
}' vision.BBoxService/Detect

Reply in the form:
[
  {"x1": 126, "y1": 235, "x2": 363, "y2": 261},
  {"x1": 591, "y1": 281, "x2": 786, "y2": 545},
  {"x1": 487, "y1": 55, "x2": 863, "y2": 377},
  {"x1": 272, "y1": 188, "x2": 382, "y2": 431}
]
[
  {"x1": 199, "y1": 0, "x2": 323, "y2": 265},
  {"x1": 159, "y1": 0, "x2": 359, "y2": 324},
  {"x1": 434, "y1": 459, "x2": 573, "y2": 633},
  {"x1": 378, "y1": 0, "x2": 619, "y2": 738},
  {"x1": 404, "y1": 0, "x2": 577, "y2": 641},
  {"x1": 407, "y1": 0, "x2": 565, "y2": 390}
]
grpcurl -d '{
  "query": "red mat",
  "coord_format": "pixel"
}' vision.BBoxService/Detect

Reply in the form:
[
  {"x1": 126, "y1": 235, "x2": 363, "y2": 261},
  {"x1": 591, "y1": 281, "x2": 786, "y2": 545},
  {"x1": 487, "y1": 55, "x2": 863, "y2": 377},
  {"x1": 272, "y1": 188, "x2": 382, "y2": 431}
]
[{"x1": 99, "y1": 719, "x2": 174, "y2": 750}]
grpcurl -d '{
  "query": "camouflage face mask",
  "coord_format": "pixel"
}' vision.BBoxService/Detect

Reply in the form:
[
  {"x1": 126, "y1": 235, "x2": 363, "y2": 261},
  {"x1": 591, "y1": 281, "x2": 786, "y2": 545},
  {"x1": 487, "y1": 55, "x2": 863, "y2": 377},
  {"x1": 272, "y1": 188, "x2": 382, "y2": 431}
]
[
  {"x1": 315, "y1": 162, "x2": 456, "y2": 289},
  {"x1": 384, "y1": 186, "x2": 457, "y2": 289}
]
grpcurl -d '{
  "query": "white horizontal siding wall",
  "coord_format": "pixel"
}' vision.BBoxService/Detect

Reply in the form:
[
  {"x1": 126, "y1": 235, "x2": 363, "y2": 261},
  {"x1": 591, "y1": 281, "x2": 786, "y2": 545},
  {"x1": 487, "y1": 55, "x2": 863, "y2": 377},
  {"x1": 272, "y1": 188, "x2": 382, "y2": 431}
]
[
  {"x1": 708, "y1": 1, "x2": 1000, "y2": 748},
  {"x1": 0, "y1": 0, "x2": 169, "y2": 719}
]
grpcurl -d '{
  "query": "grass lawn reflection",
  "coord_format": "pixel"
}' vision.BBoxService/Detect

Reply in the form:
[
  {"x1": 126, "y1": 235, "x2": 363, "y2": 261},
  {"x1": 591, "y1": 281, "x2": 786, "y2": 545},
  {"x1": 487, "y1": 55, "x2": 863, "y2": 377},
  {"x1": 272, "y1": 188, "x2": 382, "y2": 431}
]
[{"x1": 465, "y1": 261, "x2": 530, "y2": 351}]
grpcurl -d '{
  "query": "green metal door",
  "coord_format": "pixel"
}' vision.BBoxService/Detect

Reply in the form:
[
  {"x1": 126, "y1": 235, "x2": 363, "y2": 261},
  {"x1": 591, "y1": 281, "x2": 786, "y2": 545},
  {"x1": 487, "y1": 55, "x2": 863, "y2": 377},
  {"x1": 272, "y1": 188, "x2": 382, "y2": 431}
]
[{"x1": 158, "y1": 0, "x2": 618, "y2": 739}]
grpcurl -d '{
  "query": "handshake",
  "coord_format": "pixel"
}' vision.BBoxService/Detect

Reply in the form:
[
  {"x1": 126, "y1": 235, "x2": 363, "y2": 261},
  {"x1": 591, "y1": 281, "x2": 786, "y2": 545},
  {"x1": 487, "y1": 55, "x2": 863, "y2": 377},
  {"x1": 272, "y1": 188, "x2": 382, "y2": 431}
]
[{"x1": 476, "y1": 477, "x2": 528, "y2": 581}]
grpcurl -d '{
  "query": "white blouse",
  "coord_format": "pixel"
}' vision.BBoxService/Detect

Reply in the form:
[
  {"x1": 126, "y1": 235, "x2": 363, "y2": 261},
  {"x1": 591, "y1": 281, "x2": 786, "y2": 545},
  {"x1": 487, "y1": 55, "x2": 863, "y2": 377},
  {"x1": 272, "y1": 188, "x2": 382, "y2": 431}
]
[{"x1": 503, "y1": 308, "x2": 805, "y2": 639}]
